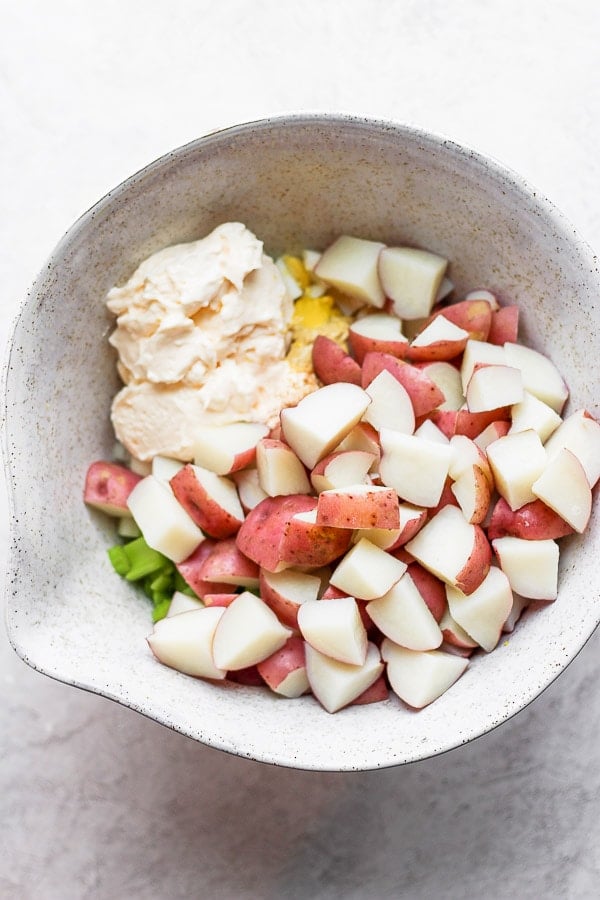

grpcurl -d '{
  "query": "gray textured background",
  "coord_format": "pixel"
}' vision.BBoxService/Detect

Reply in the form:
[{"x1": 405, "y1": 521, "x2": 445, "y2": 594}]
[{"x1": 2, "y1": 2, "x2": 599, "y2": 897}]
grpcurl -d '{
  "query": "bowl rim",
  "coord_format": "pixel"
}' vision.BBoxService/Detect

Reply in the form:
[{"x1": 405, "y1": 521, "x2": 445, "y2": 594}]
[{"x1": 3, "y1": 112, "x2": 600, "y2": 771}]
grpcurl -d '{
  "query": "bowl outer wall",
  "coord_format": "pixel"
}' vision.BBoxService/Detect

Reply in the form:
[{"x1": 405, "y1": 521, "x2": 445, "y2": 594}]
[{"x1": 3, "y1": 114, "x2": 600, "y2": 771}]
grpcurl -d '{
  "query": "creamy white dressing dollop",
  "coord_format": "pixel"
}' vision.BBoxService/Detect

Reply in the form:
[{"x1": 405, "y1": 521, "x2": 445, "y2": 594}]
[{"x1": 107, "y1": 222, "x2": 317, "y2": 461}]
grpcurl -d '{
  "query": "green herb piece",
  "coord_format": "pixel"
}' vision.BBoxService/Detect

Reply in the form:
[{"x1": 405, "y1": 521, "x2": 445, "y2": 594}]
[
  {"x1": 107, "y1": 544, "x2": 131, "y2": 577},
  {"x1": 123, "y1": 537, "x2": 170, "y2": 581},
  {"x1": 152, "y1": 597, "x2": 172, "y2": 622}
]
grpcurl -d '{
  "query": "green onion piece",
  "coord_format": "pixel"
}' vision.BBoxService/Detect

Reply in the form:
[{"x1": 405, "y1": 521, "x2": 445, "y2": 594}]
[
  {"x1": 107, "y1": 545, "x2": 131, "y2": 577},
  {"x1": 152, "y1": 597, "x2": 171, "y2": 622},
  {"x1": 123, "y1": 537, "x2": 170, "y2": 581},
  {"x1": 149, "y1": 571, "x2": 174, "y2": 594},
  {"x1": 142, "y1": 573, "x2": 156, "y2": 600},
  {"x1": 173, "y1": 569, "x2": 191, "y2": 593}
]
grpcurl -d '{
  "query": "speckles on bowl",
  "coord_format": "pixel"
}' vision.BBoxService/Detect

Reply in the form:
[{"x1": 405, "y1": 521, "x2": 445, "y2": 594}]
[{"x1": 3, "y1": 114, "x2": 600, "y2": 771}]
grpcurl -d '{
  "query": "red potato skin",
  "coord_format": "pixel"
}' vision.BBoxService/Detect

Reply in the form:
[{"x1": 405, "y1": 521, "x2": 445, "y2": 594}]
[
  {"x1": 406, "y1": 563, "x2": 447, "y2": 623},
  {"x1": 202, "y1": 593, "x2": 238, "y2": 607},
  {"x1": 487, "y1": 497, "x2": 575, "y2": 541},
  {"x1": 433, "y1": 300, "x2": 493, "y2": 342},
  {"x1": 280, "y1": 512, "x2": 353, "y2": 568},
  {"x1": 393, "y1": 507, "x2": 428, "y2": 548},
  {"x1": 441, "y1": 626, "x2": 478, "y2": 649},
  {"x1": 175, "y1": 540, "x2": 232, "y2": 597},
  {"x1": 236, "y1": 495, "x2": 349, "y2": 571},
  {"x1": 348, "y1": 327, "x2": 409, "y2": 365},
  {"x1": 430, "y1": 406, "x2": 511, "y2": 440},
  {"x1": 228, "y1": 446, "x2": 260, "y2": 474},
  {"x1": 258, "y1": 569, "x2": 305, "y2": 629},
  {"x1": 268, "y1": 423, "x2": 283, "y2": 441},
  {"x1": 456, "y1": 465, "x2": 492, "y2": 525},
  {"x1": 454, "y1": 525, "x2": 492, "y2": 595},
  {"x1": 321, "y1": 585, "x2": 348, "y2": 599},
  {"x1": 361, "y1": 352, "x2": 445, "y2": 417},
  {"x1": 351, "y1": 674, "x2": 389, "y2": 705},
  {"x1": 236, "y1": 495, "x2": 317, "y2": 571},
  {"x1": 316, "y1": 487, "x2": 400, "y2": 530},
  {"x1": 488, "y1": 305, "x2": 519, "y2": 345},
  {"x1": 196, "y1": 538, "x2": 260, "y2": 585},
  {"x1": 257, "y1": 636, "x2": 306, "y2": 690},
  {"x1": 312, "y1": 335, "x2": 362, "y2": 386},
  {"x1": 169, "y1": 465, "x2": 244, "y2": 539},
  {"x1": 406, "y1": 333, "x2": 468, "y2": 364},
  {"x1": 84, "y1": 461, "x2": 142, "y2": 514}
]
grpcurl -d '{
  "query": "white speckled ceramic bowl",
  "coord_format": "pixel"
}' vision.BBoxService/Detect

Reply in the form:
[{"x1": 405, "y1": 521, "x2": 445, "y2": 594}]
[{"x1": 3, "y1": 115, "x2": 600, "y2": 771}]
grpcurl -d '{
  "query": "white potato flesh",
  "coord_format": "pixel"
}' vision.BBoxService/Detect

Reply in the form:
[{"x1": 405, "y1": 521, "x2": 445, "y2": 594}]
[
  {"x1": 152, "y1": 455, "x2": 185, "y2": 483},
  {"x1": 193, "y1": 422, "x2": 269, "y2": 474},
  {"x1": 503, "y1": 342, "x2": 569, "y2": 413},
  {"x1": 492, "y1": 536, "x2": 559, "y2": 600},
  {"x1": 315, "y1": 236, "x2": 386, "y2": 307},
  {"x1": 189, "y1": 465, "x2": 245, "y2": 521},
  {"x1": 350, "y1": 312, "x2": 407, "y2": 342},
  {"x1": 167, "y1": 591, "x2": 205, "y2": 617},
  {"x1": 486, "y1": 429, "x2": 547, "y2": 511},
  {"x1": 543, "y1": 409, "x2": 600, "y2": 488},
  {"x1": 304, "y1": 642, "x2": 384, "y2": 713},
  {"x1": 410, "y1": 315, "x2": 469, "y2": 347},
  {"x1": 233, "y1": 468, "x2": 268, "y2": 510},
  {"x1": 460, "y1": 340, "x2": 506, "y2": 392},
  {"x1": 450, "y1": 465, "x2": 491, "y2": 524},
  {"x1": 147, "y1": 607, "x2": 226, "y2": 679},
  {"x1": 256, "y1": 441, "x2": 312, "y2": 497},
  {"x1": 532, "y1": 448, "x2": 592, "y2": 533},
  {"x1": 414, "y1": 419, "x2": 450, "y2": 444},
  {"x1": 280, "y1": 383, "x2": 371, "y2": 469},
  {"x1": 448, "y1": 434, "x2": 492, "y2": 483},
  {"x1": 261, "y1": 568, "x2": 321, "y2": 606},
  {"x1": 212, "y1": 592, "x2": 292, "y2": 670},
  {"x1": 421, "y1": 361, "x2": 465, "y2": 411},
  {"x1": 445, "y1": 567, "x2": 513, "y2": 652},
  {"x1": 378, "y1": 247, "x2": 448, "y2": 320},
  {"x1": 363, "y1": 370, "x2": 416, "y2": 433},
  {"x1": 509, "y1": 391, "x2": 563, "y2": 443},
  {"x1": 274, "y1": 667, "x2": 310, "y2": 699},
  {"x1": 381, "y1": 640, "x2": 468, "y2": 708},
  {"x1": 366, "y1": 573, "x2": 443, "y2": 650},
  {"x1": 404, "y1": 505, "x2": 482, "y2": 590},
  {"x1": 466, "y1": 365, "x2": 524, "y2": 413},
  {"x1": 127, "y1": 475, "x2": 205, "y2": 563},
  {"x1": 352, "y1": 525, "x2": 402, "y2": 550},
  {"x1": 379, "y1": 429, "x2": 452, "y2": 507},
  {"x1": 297, "y1": 596, "x2": 367, "y2": 665},
  {"x1": 330, "y1": 538, "x2": 407, "y2": 601},
  {"x1": 311, "y1": 450, "x2": 375, "y2": 493},
  {"x1": 439, "y1": 608, "x2": 479, "y2": 648}
]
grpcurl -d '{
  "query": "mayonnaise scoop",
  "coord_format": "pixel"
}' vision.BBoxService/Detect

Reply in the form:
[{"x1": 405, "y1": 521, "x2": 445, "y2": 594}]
[{"x1": 107, "y1": 223, "x2": 317, "y2": 461}]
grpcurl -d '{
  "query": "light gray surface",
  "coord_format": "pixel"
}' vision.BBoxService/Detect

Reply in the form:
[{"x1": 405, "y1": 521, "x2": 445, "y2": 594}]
[{"x1": 2, "y1": 1, "x2": 600, "y2": 897}]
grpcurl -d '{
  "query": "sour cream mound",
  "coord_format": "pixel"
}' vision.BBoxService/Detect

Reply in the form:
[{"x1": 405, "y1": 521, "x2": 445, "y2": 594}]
[{"x1": 107, "y1": 223, "x2": 317, "y2": 461}]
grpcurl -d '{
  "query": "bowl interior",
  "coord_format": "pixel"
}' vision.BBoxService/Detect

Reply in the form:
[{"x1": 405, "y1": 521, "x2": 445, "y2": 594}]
[{"x1": 4, "y1": 115, "x2": 600, "y2": 770}]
